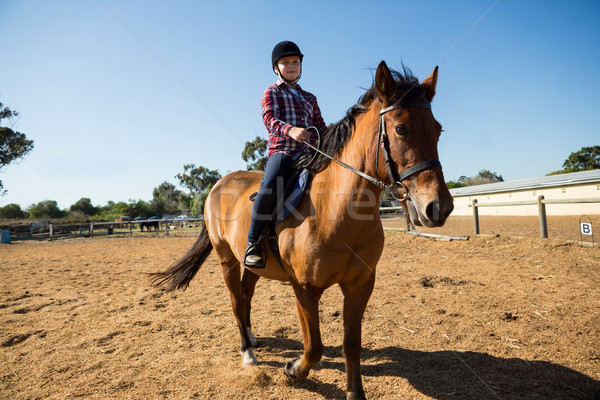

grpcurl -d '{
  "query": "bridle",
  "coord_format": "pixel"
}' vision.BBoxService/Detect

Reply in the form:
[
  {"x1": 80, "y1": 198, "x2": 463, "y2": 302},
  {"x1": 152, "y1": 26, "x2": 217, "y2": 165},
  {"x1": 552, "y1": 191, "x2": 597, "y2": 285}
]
[{"x1": 303, "y1": 102, "x2": 441, "y2": 200}]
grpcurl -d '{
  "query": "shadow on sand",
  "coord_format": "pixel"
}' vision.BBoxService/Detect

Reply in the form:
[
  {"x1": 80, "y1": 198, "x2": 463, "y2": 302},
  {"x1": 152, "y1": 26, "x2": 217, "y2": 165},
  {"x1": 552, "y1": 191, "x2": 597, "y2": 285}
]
[{"x1": 258, "y1": 336, "x2": 600, "y2": 399}]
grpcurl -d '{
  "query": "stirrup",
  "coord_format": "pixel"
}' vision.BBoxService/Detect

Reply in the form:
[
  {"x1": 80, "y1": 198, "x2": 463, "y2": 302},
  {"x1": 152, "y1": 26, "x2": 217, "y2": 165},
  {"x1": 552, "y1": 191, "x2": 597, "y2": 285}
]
[{"x1": 244, "y1": 242, "x2": 266, "y2": 269}]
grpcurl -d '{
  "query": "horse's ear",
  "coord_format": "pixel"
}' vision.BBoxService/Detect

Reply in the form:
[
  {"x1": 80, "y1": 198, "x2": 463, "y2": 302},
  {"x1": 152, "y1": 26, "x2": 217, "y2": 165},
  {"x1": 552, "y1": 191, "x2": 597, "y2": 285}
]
[
  {"x1": 375, "y1": 61, "x2": 395, "y2": 102},
  {"x1": 420, "y1": 66, "x2": 438, "y2": 103}
]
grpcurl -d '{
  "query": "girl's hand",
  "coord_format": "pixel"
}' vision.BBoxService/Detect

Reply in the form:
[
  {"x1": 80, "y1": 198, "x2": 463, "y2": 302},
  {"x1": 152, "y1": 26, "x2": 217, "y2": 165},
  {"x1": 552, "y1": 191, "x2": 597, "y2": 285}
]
[{"x1": 288, "y1": 127, "x2": 310, "y2": 143}]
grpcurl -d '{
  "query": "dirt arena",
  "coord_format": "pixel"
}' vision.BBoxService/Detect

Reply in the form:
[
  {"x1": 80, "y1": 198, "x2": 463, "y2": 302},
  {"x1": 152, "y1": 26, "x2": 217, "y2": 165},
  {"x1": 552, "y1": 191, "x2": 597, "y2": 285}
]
[{"x1": 1, "y1": 216, "x2": 599, "y2": 399}]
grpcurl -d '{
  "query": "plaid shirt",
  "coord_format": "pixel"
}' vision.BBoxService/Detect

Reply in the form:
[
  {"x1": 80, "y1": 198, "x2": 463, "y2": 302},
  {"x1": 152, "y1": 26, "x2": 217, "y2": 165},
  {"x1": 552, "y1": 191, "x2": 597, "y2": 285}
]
[{"x1": 262, "y1": 79, "x2": 328, "y2": 157}]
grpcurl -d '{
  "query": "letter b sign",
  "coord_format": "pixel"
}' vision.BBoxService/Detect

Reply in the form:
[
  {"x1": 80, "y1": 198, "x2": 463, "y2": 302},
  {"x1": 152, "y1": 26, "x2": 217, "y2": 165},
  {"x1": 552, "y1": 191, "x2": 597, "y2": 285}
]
[{"x1": 580, "y1": 222, "x2": 593, "y2": 235}]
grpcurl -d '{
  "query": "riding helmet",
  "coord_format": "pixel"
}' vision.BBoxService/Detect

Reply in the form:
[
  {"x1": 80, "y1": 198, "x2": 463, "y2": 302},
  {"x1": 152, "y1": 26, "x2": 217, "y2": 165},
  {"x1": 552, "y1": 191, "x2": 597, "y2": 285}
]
[{"x1": 271, "y1": 41, "x2": 303, "y2": 68}]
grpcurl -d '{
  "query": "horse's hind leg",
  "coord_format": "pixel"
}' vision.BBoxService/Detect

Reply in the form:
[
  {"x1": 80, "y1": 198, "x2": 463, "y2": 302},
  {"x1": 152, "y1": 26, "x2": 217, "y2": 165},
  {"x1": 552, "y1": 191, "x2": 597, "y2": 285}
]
[
  {"x1": 219, "y1": 255, "x2": 257, "y2": 366},
  {"x1": 241, "y1": 268, "x2": 260, "y2": 347}
]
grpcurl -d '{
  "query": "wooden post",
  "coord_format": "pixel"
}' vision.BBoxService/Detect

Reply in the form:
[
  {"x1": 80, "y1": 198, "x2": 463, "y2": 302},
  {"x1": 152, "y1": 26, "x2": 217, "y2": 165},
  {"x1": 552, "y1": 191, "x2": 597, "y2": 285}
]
[
  {"x1": 90, "y1": 222, "x2": 94, "y2": 238},
  {"x1": 538, "y1": 195, "x2": 548, "y2": 238},
  {"x1": 129, "y1": 222, "x2": 133, "y2": 237},
  {"x1": 472, "y1": 199, "x2": 479, "y2": 235},
  {"x1": 49, "y1": 224, "x2": 54, "y2": 241}
]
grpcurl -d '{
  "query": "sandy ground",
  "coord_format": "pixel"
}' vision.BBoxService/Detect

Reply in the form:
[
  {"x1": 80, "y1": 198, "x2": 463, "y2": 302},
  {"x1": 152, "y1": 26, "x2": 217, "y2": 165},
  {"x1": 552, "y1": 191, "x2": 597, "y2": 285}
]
[{"x1": 1, "y1": 216, "x2": 599, "y2": 399}]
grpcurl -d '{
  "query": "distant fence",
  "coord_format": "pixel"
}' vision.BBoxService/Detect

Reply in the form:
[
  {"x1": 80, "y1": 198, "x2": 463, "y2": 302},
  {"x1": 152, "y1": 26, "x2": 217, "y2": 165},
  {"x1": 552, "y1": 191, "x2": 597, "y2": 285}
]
[
  {"x1": 4, "y1": 218, "x2": 204, "y2": 241},
  {"x1": 472, "y1": 196, "x2": 600, "y2": 238}
]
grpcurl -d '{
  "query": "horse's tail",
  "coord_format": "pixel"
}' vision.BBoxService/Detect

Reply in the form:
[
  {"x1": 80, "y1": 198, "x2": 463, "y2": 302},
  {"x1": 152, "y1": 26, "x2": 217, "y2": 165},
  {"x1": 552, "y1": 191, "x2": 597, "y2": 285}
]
[{"x1": 149, "y1": 223, "x2": 213, "y2": 291}]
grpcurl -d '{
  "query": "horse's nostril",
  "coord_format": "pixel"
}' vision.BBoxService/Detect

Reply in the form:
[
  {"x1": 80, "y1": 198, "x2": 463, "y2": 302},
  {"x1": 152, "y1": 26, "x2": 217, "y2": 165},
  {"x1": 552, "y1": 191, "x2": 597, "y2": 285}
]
[
  {"x1": 425, "y1": 200, "x2": 453, "y2": 223},
  {"x1": 425, "y1": 200, "x2": 441, "y2": 222}
]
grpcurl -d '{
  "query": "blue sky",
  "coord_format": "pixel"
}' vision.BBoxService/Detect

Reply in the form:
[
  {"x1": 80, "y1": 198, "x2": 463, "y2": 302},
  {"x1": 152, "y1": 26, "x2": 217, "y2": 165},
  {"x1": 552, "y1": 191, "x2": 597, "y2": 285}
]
[{"x1": 1, "y1": 0, "x2": 599, "y2": 210}]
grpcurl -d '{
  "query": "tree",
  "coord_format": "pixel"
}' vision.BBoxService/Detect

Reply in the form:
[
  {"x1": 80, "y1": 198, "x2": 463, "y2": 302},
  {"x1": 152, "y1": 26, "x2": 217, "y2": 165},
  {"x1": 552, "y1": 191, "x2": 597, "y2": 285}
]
[
  {"x1": 152, "y1": 181, "x2": 189, "y2": 214},
  {"x1": 0, "y1": 203, "x2": 27, "y2": 219},
  {"x1": 127, "y1": 199, "x2": 152, "y2": 218},
  {"x1": 69, "y1": 197, "x2": 97, "y2": 217},
  {"x1": 548, "y1": 146, "x2": 600, "y2": 175},
  {"x1": 175, "y1": 164, "x2": 221, "y2": 215},
  {"x1": 476, "y1": 169, "x2": 504, "y2": 183},
  {"x1": 447, "y1": 170, "x2": 503, "y2": 188},
  {"x1": 94, "y1": 201, "x2": 129, "y2": 221},
  {"x1": 190, "y1": 190, "x2": 211, "y2": 216},
  {"x1": 176, "y1": 164, "x2": 221, "y2": 195},
  {"x1": 0, "y1": 102, "x2": 35, "y2": 195},
  {"x1": 28, "y1": 200, "x2": 65, "y2": 219},
  {"x1": 446, "y1": 180, "x2": 466, "y2": 189},
  {"x1": 242, "y1": 136, "x2": 267, "y2": 171}
]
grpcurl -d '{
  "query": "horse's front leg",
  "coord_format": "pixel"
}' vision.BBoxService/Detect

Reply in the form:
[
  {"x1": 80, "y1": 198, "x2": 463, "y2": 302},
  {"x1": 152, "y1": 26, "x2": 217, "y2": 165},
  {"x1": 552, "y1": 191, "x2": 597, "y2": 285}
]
[
  {"x1": 340, "y1": 271, "x2": 376, "y2": 400},
  {"x1": 284, "y1": 283, "x2": 324, "y2": 379},
  {"x1": 241, "y1": 268, "x2": 260, "y2": 347}
]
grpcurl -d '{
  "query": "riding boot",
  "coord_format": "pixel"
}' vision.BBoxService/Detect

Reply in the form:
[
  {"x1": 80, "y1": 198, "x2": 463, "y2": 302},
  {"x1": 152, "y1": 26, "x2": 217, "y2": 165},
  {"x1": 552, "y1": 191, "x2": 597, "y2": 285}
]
[{"x1": 244, "y1": 242, "x2": 265, "y2": 269}]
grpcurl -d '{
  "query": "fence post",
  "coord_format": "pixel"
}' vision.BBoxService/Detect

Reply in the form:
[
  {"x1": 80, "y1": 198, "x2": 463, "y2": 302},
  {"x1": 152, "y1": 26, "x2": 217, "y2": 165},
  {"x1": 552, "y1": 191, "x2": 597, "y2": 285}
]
[
  {"x1": 90, "y1": 222, "x2": 94, "y2": 238},
  {"x1": 49, "y1": 224, "x2": 54, "y2": 241},
  {"x1": 538, "y1": 195, "x2": 548, "y2": 238},
  {"x1": 472, "y1": 199, "x2": 479, "y2": 235}
]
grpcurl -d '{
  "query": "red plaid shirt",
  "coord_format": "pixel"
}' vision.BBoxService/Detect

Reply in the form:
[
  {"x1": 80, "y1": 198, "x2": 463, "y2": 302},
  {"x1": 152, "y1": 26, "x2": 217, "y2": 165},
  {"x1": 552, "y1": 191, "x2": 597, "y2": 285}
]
[{"x1": 261, "y1": 79, "x2": 328, "y2": 157}]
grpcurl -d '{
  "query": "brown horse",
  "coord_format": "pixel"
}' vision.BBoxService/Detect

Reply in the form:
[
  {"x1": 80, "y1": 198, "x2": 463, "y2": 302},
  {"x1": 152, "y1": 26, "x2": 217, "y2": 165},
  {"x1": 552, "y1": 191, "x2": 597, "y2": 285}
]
[{"x1": 151, "y1": 61, "x2": 453, "y2": 400}]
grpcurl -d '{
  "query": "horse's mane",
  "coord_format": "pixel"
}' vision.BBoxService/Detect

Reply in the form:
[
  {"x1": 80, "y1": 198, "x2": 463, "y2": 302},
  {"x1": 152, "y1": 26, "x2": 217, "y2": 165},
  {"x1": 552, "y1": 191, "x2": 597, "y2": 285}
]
[{"x1": 307, "y1": 65, "x2": 425, "y2": 173}]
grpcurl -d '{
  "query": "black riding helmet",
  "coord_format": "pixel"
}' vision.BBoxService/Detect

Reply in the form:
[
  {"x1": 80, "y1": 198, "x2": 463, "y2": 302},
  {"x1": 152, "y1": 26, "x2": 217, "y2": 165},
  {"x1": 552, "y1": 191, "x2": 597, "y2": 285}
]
[
  {"x1": 271, "y1": 40, "x2": 303, "y2": 68},
  {"x1": 271, "y1": 41, "x2": 303, "y2": 84}
]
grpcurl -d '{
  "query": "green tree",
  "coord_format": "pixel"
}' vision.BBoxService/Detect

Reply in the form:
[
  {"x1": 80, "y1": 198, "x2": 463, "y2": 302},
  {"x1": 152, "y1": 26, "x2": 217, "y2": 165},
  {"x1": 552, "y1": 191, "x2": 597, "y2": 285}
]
[
  {"x1": 69, "y1": 197, "x2": 97, "y2": 217},
  {"x1": 0, "y1": 203, "x2": 27, "y2": 219},
  {"x1": 128, "y1": 199, "x2": 152, "y2": 218},
  {"x1": 446, "y1": 180, "x2": 466, "y2": 189},
  {"x1": 94, "y1": 201, "x2": 128, "y2": 221},
  {"x1": 476, "y1": 169, "x2": 504, "y2": 183},
  {"x1": 190, "y1": 190, "x2": 211, "y2": 216},
  {"x1": 28, "y1": 200, "x2": 65, "y2": 219},
  {"x1": 447, "y1": 171, "x2": 503, "y2": 188},
  {"x1": 175, "y1": 165, "x2": 221, "y2": 215},
  {"x1": 176, "y1": 164, "x2": 221, "y2": 195},
  {"x1": 549, "y1": 146, "x2": 600, "y2": 175},
  {"x1": 242, "y1": 136, "x2": 268, "y2": 171},
  {"x1": 0, "y1": 102, "x2": 35, "y2": 195},
  {"x1": 152, "y1": 181, "x2": 189, "y2": 214}
]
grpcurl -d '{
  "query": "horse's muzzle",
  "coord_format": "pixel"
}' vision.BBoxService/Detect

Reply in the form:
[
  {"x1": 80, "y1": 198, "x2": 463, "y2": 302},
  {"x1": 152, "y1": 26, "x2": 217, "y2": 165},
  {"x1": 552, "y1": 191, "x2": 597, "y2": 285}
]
[
  {"x1": 425, "y1": 199, "x2": 454, "y2": 226},
  {"x1": 409, "y1": 197, "x2": 454, "y2": 228}
]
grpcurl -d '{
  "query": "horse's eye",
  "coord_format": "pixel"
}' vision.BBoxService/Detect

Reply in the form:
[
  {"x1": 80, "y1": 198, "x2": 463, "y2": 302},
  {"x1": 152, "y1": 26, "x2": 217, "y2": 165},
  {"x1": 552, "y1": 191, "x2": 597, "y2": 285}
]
[{"x1": 395, "y1": 125, "x2": 409, "y2": 136}]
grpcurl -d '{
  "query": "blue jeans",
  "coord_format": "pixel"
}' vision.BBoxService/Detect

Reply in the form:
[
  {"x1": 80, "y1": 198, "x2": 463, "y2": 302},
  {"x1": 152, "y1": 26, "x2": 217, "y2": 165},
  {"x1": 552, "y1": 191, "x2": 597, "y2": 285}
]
[{"x1": 247, "y1": 153, "x2": 295, "y2": 243}]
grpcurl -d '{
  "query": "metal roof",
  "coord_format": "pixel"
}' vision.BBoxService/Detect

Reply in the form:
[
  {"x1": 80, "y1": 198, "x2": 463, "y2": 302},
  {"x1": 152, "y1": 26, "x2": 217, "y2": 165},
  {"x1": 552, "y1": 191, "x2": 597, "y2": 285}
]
[{"x1": 449, "y1": 169, "x2": 600, "y2": 197}]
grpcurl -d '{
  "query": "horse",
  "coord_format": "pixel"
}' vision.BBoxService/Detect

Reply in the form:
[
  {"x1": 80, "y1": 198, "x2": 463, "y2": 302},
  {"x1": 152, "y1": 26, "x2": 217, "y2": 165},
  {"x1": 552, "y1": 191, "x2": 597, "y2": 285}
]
[
  {"x1": 140, "y1": 221, "x2": 159, "y2": 232},
  {"x1": 151, "y1": 61, "x2": 454, "y2": 400},
  {"x1": 29, "y1": 221, "x2": 49, "y2": 236}
]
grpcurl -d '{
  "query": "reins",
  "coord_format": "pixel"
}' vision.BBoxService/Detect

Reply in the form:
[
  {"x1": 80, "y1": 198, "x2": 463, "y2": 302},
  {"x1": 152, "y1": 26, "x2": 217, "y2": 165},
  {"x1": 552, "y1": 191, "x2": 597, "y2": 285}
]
[
  {"x1": 303, "y1": 128, "x2": 386, "y2": 189},
  {"x1": 303, "y1": 102, "x2": 441, "y2": 199}
]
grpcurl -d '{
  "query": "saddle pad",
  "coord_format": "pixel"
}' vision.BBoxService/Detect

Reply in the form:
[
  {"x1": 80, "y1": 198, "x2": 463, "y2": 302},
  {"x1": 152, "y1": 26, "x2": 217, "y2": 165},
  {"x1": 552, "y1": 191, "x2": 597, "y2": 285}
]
[
  {"x1": 275, "y1": 168, "x2": 311, "y2": 225},
  {"x1": 249, "y1": 168, "x2": 311, "y2": 226}
]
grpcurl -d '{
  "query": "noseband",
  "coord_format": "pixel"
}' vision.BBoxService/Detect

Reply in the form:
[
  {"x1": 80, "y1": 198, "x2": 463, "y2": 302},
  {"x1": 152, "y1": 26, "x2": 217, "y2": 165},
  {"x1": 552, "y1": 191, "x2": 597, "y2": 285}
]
[{"x1": 303, "y1": 102, "x2": 441, "y2": 198}]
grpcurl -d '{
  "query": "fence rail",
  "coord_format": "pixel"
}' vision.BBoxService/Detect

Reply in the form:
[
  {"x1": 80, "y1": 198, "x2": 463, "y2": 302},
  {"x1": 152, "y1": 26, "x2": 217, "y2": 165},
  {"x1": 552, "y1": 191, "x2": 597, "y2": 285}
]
[
  {"x1": 3, "y1": 218, "x2": 204, "y2": 241},
  {"x1": 472, "y1": 196, "x2": 600, "y2": 238}
]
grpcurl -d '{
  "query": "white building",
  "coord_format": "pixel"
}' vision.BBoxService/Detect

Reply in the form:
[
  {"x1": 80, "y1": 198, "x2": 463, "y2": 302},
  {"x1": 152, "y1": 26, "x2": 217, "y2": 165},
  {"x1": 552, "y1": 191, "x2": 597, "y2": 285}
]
[{"x1": 449, "y1": 169, "x2": 600, "y2": 216}]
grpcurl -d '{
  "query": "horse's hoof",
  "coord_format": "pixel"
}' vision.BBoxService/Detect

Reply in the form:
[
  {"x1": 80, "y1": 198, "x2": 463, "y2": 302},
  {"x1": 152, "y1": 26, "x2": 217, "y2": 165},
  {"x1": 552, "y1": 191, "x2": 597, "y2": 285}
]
[
  {"x1": 283, "y1": 359, "x2": 306, "y2": 378},
  {"x1": 283, "y1": 360, "x2": 296, "y2": 377},
  {"x1": 241, "y1": 348, "x2": 258, "y2": 366}
]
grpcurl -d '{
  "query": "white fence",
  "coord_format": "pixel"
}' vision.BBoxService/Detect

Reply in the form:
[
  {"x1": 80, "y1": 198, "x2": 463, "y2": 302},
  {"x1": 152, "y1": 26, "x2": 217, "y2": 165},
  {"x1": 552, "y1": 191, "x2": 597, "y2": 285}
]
[{"x1": 471, "y1": 196, "x2": 600, "y2": 238}]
